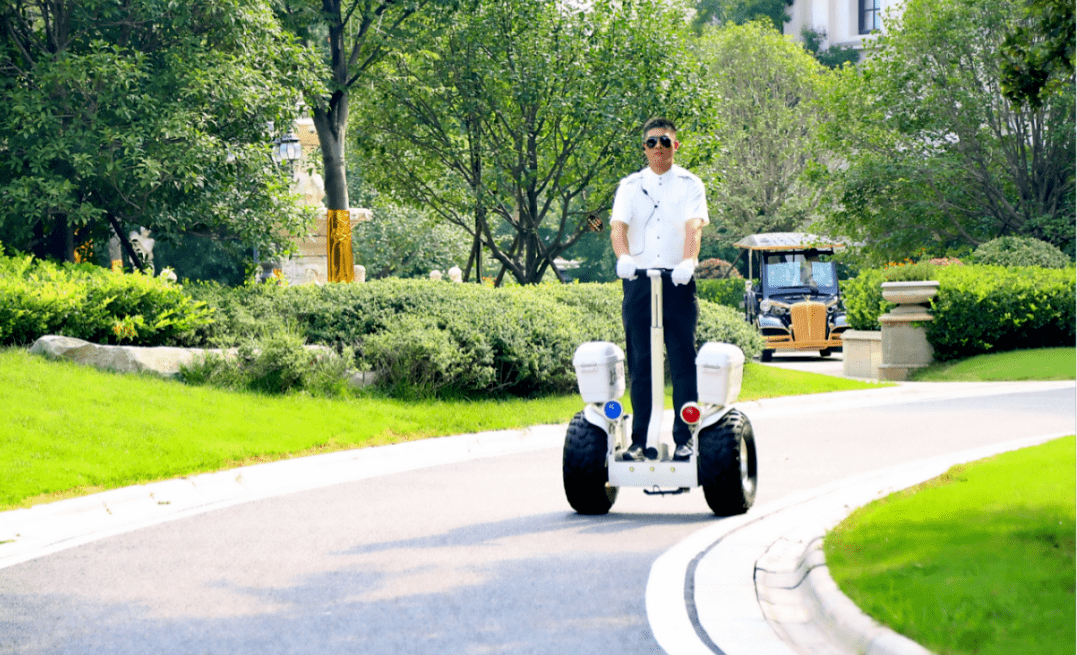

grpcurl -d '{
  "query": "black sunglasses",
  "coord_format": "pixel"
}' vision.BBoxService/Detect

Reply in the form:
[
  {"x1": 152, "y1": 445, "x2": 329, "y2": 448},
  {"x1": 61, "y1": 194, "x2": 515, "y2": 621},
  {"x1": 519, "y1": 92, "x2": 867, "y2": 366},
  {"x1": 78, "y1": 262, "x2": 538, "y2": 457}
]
[{"x1": 644, "y1": 135, "x2": 673, "y2": 149}]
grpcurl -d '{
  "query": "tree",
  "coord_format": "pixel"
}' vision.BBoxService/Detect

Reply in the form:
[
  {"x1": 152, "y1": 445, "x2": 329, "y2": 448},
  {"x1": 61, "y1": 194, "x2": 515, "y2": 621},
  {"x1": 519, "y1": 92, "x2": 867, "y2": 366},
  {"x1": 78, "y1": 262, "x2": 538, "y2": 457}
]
[
  {"x1": 800, "y1": 27, "x2": 861, "y2": 70},
  {"x1": 815, "y1": 0, "x2": 1075, "y2": 261},
  {"x1": 1000, "y1": 0, "x2": 1076, "y2": 108},
  {"x1": 694, "y1": 21, "x2": 831, "y2": 243},
  {"x1": 354, "y1": 0, "x2": 706, "y2": 285},
  {"x1": 0, "y1": 0, "x2": 322, "y2": 269},
  {"x1": 692, "y1": 0, "x2": 792, "y2": 33},
  {"x1": 351, "y1": 190, "x2": 470, "y2": 279},
  {"x1": 272, "y1": 0, "x2": 456, "y2": 282}
]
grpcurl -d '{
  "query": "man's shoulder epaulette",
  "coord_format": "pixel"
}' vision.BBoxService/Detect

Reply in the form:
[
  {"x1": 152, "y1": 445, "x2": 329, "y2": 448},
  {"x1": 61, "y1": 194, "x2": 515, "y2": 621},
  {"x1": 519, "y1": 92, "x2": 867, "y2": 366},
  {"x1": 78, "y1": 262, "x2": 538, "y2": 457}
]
[
  {"x1": 618, "y1": 170, "x2": 644, "y2": 187},
  {"x1": 672, "y1": 165, "x2": 702, "y2": 184}
]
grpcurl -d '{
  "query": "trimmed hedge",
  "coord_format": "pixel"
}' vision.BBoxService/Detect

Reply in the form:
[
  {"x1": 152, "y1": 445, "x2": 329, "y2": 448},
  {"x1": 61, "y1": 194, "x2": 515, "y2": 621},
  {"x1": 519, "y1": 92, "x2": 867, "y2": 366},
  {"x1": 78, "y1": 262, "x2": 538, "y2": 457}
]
[
  {"x1": 842, "y1": 265, "x2": 1075, "y2": 361},
  {"x1": 185, "y1": 280, "x2": 763, "y2": 397},
  {"x1": 927, "y1": 266, "x2": 1075, "y2": 361},
  {"x1": 697, "y1": 278, "x2": 745, "y2": 310},
  {"x1": 842, "y1": 268, "x2": 888, "y2": 331},
  {"x1": 0, "y1": 254, "x2": 212, "y2": 346},
  {"x1": 971, "y1": 236, "x2": 1071, "y2": 269},
  {"x1": 4, "y1": 250, "x2": 762, "y2": 398}
]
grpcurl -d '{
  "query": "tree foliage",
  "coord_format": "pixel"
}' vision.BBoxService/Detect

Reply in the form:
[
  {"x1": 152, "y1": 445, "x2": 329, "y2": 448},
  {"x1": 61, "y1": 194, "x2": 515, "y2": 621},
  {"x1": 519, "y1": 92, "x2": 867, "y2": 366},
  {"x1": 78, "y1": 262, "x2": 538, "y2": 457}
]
[
  {"x1": 351, "y1": 190, "x2": 470, "y2": 279},
  {"x1": 694, "y1": 21, "x2": 831, "y2": 243},
  {"x1": 354, "y1": 0, "x2": 707, "y2": 285},
  {"x1": 816, "y1": 0, "x2": 1075, "y2": 262},
  {"x1": 692, "y1": 0, "x2": 792, "y2": 33},
  {"x1": 273, "y1": 0, "x2": 456, "y2": 214},
  {"x1": 800, "y1": 27, "x2": 861, "y2": 70},
  {"x1": 1000, "y1": 0, "x2": 1075, "y2": 108},
  {"x1": 0, "y1": 0, "x2": 323, "y2": 268}
]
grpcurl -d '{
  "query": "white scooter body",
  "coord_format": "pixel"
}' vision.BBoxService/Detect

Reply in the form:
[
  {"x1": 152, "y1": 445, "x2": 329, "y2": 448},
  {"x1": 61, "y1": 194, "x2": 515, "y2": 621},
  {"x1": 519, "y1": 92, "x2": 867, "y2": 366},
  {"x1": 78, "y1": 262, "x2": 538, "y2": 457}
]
[{"x1": 572, "y1": 269, "x2": 745, "y2": 494}]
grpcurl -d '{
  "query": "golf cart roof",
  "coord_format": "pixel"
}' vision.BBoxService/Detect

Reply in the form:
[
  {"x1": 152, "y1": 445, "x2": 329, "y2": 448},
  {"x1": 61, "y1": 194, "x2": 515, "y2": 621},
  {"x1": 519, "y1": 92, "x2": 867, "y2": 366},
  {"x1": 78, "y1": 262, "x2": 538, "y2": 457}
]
[{"x1": 734, "y1": 232, "x2": 847, "y2": 252}]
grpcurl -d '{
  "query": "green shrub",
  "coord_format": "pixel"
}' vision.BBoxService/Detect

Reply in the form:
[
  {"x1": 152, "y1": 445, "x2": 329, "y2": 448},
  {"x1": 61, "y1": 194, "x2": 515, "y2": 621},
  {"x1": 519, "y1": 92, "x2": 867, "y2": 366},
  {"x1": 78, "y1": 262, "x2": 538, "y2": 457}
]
[
  {"x1": 698, "y1": 302, "x2": 762, "y2": 356},
  {"x1": 178, "y1": 331, "x2": 354, "y2": 397},
  {"x1": 841, "y1": 264, "x2": 1075, "y2": 360},
  {"x1": 697, "y1": 278, "x2": 745, "y2": 310},
  {"x1": 971, "y1": 236, "x2": 1071, "y2": 269},
  {"x1": 882, "y1": 261, "x2": 938, "y2": 282},
  {"x1": 927, "y1": 266, "x2": 1076, "y2": 361},
  {"x1": 842, "y1": 269, "x2": 890, "y2": 331},
  {"x1": 183, "y1": 279, "x2": 762, "y2": 397},
  {"x1": 0, "y1": 254, "x2": 212, "y2": 346}
]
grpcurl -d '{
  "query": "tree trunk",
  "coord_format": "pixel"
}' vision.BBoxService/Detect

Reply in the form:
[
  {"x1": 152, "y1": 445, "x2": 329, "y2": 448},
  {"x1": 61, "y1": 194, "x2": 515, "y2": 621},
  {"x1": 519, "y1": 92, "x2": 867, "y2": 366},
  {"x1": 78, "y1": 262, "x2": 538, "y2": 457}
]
[
  {"x1": 312, "y1": 92, "x2": 353, "y2": 282},
  {"x1": 106, "y1": 213, "x2": 146, "y2": 273},
  {"x1": 33, "y1": 215, "x2": 75, "y2": 263}
]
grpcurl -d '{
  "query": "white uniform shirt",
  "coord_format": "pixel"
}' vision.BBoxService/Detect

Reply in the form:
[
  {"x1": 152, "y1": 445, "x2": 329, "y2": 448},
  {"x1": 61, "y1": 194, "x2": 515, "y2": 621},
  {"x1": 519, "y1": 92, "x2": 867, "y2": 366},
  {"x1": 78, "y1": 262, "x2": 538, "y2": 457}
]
[{"x1": 610, "y1": 164, "x2": 709, "y2": 270}]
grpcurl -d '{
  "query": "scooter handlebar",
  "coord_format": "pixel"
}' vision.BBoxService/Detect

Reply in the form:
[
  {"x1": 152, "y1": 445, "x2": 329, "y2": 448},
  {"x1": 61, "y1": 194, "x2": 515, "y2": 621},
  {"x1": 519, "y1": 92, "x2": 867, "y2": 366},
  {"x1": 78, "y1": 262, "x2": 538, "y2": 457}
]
[{"x1": 634, "y1": 268, "x2": 672, "y2": 278}]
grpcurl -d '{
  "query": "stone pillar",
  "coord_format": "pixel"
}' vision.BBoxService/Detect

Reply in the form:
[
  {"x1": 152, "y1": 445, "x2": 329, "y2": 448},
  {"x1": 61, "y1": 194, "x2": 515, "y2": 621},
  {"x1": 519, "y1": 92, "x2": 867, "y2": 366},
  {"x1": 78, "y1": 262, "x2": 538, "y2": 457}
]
[
  {"x1": 841, "y1": 330, "x2": 883, "y2": 379},
  {"x1": 877, "y1": 281, "x2": 939, "y2": 381}
]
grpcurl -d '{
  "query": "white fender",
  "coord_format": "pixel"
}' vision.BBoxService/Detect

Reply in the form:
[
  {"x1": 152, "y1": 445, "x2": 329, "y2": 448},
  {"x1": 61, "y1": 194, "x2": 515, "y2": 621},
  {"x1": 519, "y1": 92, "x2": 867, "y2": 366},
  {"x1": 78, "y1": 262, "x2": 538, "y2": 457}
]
[{"x1": 582, "y1": 404, "x2": 611, "y2": 432}]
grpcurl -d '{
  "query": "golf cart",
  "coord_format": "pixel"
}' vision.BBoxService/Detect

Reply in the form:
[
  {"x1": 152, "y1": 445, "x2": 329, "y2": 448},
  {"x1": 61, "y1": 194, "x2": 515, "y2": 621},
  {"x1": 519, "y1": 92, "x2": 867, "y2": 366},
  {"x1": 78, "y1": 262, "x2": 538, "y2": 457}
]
[
  {"x1": 562, "y1": 269, "x2": 758, "y2": 516},
  {"x1": 735, "y1": 233, "x2": 849, "y2": 362}
]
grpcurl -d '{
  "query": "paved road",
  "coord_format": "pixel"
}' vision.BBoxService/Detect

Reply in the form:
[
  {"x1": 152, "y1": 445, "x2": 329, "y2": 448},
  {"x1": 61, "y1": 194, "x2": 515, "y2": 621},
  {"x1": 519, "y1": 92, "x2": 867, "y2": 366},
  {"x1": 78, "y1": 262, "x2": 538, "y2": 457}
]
[{"x1": 1, "y1": 380, "x2": 1073, "y2": 655}]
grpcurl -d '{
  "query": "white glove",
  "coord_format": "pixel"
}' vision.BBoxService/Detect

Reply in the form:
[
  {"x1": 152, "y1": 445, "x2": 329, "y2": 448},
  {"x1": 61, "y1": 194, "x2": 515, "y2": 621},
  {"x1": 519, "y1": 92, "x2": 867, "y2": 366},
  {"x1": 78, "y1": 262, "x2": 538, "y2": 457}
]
[
  {"x1": 616, "y1": 254, "x2": 637, "y2": 280},
  {"x1": 671, "y1": 258, "x2": 696, "y2": 286}
]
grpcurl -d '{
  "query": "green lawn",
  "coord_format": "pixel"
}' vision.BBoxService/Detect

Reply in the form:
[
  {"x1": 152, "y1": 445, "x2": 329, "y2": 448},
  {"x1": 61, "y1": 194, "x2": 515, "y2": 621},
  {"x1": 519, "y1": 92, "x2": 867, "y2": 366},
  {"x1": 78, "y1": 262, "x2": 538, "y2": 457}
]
[
  {"x1": 825, "y1": 436, "x2": 1077, "y2": 655},
  {"x1": 0, "y1": 348, "x2": 881, "y2": 510},
  {"x1": 912, "y1": 347, "x2": 1075, "y2": 382}
]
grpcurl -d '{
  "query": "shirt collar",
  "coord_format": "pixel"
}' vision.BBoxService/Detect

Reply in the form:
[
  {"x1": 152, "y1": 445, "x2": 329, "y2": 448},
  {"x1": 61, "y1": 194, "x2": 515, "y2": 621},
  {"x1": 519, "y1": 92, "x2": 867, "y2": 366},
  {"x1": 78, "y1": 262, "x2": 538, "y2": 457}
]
[{"x1": 643, "y1": 165, "x2": 678, "y2": 182}]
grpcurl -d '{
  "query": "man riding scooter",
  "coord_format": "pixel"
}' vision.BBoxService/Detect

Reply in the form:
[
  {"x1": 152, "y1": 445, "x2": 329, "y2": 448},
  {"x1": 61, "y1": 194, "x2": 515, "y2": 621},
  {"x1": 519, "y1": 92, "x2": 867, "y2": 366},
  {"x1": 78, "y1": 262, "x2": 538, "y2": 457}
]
[{"x1": 610, "y1": 117, "x2": 708, "y2": 463}]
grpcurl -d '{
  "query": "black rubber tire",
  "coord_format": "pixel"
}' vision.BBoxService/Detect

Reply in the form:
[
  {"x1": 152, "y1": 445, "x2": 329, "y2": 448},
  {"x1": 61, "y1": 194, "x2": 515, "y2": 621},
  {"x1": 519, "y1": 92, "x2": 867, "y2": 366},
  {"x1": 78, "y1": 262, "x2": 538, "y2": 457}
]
[
  {"x1": 760, "y1": 349, "x2": 774, "y2": 362},
  {"x1": 562, "y1": 411, "x2": 618, "y2": 515},
  {"x1": 697, "y1": 409, "x2": 758, "y2": 516},
  {"x1": 819, "y1": 348, "x2": 832, "y2": 358}
]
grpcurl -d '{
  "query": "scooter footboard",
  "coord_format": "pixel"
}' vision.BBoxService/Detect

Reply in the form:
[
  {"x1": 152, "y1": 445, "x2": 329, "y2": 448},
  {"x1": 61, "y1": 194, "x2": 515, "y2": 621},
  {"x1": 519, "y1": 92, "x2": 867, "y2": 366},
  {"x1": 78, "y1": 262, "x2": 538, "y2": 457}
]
[{"x1": 608, "y1": 459, "x2": 698, "y2": 488}]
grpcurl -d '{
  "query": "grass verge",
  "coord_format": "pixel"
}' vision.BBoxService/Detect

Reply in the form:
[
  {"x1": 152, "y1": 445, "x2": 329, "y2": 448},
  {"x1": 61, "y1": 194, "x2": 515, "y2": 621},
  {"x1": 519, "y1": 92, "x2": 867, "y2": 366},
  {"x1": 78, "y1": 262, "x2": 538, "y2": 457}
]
[
  {"x1": 0, "y1": 349, "x2": 881, "y2": 510},
  {"x1": 911, "y1": 347, "x2": 1075, "y2": 382},
  {"x1": 825, "y1": 436, "x2": 1076, "y2": 655}
]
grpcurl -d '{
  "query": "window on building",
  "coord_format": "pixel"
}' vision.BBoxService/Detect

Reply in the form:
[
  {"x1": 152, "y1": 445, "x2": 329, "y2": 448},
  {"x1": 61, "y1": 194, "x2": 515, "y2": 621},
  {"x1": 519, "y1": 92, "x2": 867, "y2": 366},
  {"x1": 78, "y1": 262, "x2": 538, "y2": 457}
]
[{"x1": 859, "y1": 0, "x2": 881, "y2": 34}]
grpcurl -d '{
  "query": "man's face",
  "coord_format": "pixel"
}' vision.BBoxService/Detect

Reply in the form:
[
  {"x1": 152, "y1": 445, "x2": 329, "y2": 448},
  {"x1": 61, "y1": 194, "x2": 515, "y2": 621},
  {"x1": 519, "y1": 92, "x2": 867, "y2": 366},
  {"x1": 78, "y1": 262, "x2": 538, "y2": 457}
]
[{"x1": 643, "y1": 127, "x2": 678, "y2": 172}]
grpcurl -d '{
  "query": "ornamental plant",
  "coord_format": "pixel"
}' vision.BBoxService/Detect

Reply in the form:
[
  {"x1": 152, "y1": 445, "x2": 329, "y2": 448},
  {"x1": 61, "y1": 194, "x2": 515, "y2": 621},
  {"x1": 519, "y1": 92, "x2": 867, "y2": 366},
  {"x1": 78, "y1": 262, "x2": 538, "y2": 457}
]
[{"x1": 0, "y1": 252, "x2": 212, "y2": 346}]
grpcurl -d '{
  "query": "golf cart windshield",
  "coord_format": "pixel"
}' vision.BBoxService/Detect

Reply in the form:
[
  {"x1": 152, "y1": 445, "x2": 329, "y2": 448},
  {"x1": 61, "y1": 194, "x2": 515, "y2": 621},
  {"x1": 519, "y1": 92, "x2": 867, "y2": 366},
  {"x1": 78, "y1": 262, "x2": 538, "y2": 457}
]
[{"x1": 763, "y1": 253, "x2": 837, "y2": 294}]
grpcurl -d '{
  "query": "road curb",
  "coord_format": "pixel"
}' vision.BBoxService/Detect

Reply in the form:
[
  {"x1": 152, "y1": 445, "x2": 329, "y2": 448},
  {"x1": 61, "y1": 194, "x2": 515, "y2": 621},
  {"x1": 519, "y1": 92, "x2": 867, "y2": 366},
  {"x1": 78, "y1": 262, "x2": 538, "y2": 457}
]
[
  {"x1": 652, "y1": 430, "x2": 1073, "y2": 655},
  {"x1": 799, "y1": 539, "x2": 933, "y2": 655}
]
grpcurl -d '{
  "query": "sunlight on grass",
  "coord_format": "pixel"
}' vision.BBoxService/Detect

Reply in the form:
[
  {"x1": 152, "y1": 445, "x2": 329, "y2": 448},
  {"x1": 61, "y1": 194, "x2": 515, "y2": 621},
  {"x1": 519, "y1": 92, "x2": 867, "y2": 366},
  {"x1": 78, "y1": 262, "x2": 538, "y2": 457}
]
[
  {"x1": 825, "y1": 437, "x2": 1077, "y2": 655},
  {"x1": 911, "y1": 347, "x2": 1075, "y2": 382},
  {"x1": 0, "y1": 349, "x2": 884, "y2": 510}
]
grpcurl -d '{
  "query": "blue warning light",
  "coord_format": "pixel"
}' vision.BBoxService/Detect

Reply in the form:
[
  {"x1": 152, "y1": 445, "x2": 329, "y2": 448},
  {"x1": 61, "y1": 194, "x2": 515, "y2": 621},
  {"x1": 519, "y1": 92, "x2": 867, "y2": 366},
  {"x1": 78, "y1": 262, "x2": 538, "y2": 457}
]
[{"x1": 604, "y1": 400, "x2": 623, "y2": 420}]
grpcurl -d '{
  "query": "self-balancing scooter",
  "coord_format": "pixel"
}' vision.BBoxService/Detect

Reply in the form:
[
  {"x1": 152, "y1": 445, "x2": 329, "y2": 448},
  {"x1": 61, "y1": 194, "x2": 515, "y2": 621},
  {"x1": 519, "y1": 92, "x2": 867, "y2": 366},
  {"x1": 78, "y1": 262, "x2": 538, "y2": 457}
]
[{"x1": 563, "y1": 269, "x2": 758, "y2": 515}]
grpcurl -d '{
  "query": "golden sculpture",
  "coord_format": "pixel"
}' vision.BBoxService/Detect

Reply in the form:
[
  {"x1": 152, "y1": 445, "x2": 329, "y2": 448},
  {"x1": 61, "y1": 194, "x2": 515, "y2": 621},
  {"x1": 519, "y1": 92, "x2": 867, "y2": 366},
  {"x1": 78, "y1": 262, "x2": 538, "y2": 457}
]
[{"x1": 326, "y1": 208, "x2": 354, "y2": 283}]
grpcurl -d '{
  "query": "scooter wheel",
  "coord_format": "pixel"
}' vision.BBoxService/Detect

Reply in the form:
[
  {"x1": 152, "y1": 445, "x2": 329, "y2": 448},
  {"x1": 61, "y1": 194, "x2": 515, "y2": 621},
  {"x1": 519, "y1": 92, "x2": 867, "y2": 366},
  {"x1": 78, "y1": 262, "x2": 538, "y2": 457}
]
[
  {"x1": 562, "y1": 411, "x2": 618, "y2": 515},
  {"x1": 697, "y1": 409, "x2": 757, "y2": 516}
]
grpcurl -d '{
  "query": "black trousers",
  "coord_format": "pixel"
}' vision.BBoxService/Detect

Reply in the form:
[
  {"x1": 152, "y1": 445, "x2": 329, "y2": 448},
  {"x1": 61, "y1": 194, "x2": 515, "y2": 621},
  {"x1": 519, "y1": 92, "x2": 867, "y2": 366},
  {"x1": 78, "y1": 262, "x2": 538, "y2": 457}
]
[{"x1": 622, "y1": 275, "x2": 698, "y2": 447}]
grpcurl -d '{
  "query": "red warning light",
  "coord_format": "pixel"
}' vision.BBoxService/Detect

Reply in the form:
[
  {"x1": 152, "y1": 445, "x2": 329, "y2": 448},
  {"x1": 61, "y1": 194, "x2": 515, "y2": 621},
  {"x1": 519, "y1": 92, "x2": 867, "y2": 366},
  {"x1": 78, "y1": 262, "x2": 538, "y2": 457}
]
[{"x1": 681, "y1": 404, "x2": 701, "y2": 424}]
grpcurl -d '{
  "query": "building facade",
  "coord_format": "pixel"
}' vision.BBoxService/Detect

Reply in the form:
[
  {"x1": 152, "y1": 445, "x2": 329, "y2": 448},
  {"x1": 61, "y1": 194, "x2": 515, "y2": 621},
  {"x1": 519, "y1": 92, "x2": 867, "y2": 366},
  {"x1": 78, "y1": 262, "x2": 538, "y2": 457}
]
[{"x1": 783, "y1": 0, "x2": 903, "y2": 52}]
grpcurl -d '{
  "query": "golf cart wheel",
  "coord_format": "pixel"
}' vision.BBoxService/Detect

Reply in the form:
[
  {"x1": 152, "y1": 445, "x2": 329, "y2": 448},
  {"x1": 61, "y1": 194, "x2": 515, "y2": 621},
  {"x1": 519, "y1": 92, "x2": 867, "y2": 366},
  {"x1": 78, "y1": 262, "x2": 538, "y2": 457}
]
[
  {"x1": 697, "y1": 409, "x2": 757, "y2": 516},
  {"x1": 819, "y1": 348, "x2": 832, "y2": 358},
  {"x1": 760, "y1": 349, "x2": 774, "y2": 362},
  {"x1": 562, "y1": 411, "x2": 618, "y2": 514}
]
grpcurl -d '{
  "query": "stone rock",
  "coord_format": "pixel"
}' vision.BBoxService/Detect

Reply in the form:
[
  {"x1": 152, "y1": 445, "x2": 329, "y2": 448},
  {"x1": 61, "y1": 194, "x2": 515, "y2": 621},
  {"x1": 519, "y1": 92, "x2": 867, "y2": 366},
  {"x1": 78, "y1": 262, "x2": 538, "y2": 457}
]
[{"x1": 29, "y1": 336, "x2": 223, "y2": 379}]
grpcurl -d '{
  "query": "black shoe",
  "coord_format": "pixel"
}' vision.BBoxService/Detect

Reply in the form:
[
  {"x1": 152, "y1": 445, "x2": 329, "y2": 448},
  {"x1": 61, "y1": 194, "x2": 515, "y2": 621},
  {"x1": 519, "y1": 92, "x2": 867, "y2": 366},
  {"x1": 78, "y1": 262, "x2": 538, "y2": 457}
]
[
  {"x1": 672, "y1": 444, "x2": 693, "y2": 461},
  {"x1": 623, "y1": 444, "x2": 646, "y2": 461}
]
